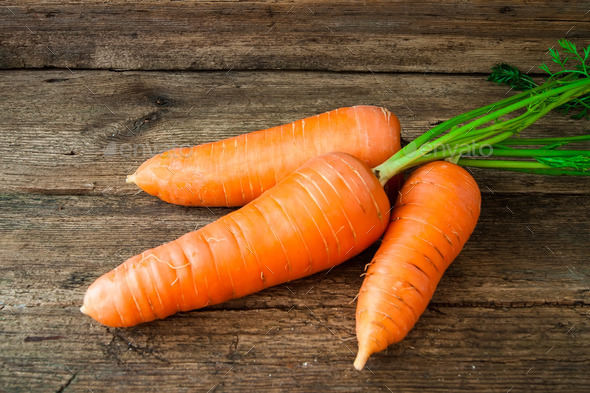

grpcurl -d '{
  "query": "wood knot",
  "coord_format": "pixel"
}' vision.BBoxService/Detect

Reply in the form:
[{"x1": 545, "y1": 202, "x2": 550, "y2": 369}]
[{"x1": 153, "y1": 96, "x2": 174, "y2": 107}]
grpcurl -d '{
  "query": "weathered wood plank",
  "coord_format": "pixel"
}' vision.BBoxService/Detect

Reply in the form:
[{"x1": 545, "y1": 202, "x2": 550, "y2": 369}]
[
  {"x1": 1, "y1": 1, "x2": 589, "y2": 72},
  {"x1": 1, "y1": 193, "x2": 588, "y2": 310},
  {"x1": 1, "y1": 305, "x2": 588, "y2": 392},
  {"x1": 1, "y1": 70, "x2": 588, "y2": 196}
]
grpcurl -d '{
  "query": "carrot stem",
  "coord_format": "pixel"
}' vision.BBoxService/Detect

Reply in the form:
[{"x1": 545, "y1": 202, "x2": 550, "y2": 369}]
[
  {"x1": 501, "y1": 134, "x2": 590, "y2": 145},
  {"x1": 373, "y1": 78, "x2": 590, "y2": 183},
  {"x1": 417, "y1": 148, "x2": 590, "y2": 164},
  {"x1": 401, "y1": 78, "x2": 564, "y2": 152},
  {"x1": 456, "y1": 158, "x2": 590, "y2": 176},
  {"x1": 474, "y1": 148, "x2": 590, "y2": 158}
]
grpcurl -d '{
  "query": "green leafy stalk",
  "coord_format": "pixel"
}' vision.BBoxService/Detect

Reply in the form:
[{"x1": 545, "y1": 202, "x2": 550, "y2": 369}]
[
  {"x1": 455, "y1": 158, "x2": 590, "y2": 176},
  {"x1": 415, "y1": 147, "x2": 590, "y2": 164},
  {"x1": 400, "y1": 77, "x2": 564, "y2": 156},
  {"x1": 499, "y1": 134, "x2": 590, "y2": 146},
  {"x1": 459, "y1": 149, "x2": 590, "y2": 175},
  {"x1": 536, "y1": 155, "x2": 590, "y2": 171},
  {"x1": 488, "y1": 39, "x2": 590, "y2": 119},
  {"x1": 475, "y1": 148, "x2": 588, "y2": 158},
  {"x1": 374, "y1": 78, "x2": 590, "y2": 183},
  {"x1": 488, "y1": 63, "x2": 538, "y2": 90},
  {"x1": 373, "y1": 39, "x2": 590, "y2": 183}
]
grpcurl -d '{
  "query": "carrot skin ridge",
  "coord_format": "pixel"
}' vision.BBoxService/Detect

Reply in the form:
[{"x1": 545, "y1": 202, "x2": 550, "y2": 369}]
[
  {"x1": 354, "y1": 161, "x2": 481, "y2": 370},
  {"x1": 128, "y1": 106, "x2": 400, "y2": 207},
  {"x1": 83, "y1": 153, "x2": 391, "y2": 328}
]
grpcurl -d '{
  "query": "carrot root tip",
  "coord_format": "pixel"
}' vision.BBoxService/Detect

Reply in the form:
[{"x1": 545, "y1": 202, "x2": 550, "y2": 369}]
[
  {"x1": 353, "y1": 349, "x2": 370, "y2": 371},
  {"x1": 80, "y1": 305, "x2": 88, "y2": 315},
  {"x1": 126, "y1": 174, "x2": 137, "y2": 184}
]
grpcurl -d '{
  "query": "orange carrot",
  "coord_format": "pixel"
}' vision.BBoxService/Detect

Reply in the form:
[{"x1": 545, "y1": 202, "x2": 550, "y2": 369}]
[
  {"x1": 354, "y1": 161, "x2": 481, "y2": 370},
  {"x1": 82, "y1": 152, "x2": 390, "y2": 327},
  {"x1": 127, "y1": 106, "x2": 400, "y2": 207},
  {"x1": 83, "y1": 66, "x2": 584, "y2": 330}
]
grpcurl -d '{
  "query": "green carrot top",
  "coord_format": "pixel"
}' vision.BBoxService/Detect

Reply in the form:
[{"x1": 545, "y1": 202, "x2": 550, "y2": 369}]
[{"x1": 373, "y1": 39, "x2": 590, "y2": 184}]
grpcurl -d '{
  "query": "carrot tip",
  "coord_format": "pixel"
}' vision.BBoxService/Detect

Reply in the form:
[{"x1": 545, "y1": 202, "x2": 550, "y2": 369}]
[
  {"x1": 80, "y1": 305, "x2": 88, "y2": 315},
  {"x1": 126, "y1": 174, "x2": 136, "y2": 184},
  {"x1": 353, "y1": 350, "x2": 370, "y2": 371}
]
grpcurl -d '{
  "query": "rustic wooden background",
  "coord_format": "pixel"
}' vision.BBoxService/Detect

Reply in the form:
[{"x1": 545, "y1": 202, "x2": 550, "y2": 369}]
[{"x1": 1, "y1": 1, "x2": 589, "y2": 392}]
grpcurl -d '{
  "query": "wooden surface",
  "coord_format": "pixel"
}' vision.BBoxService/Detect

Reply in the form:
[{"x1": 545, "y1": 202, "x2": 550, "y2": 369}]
[
  {"x1": 1, "y1": 1, "x2": 589, "y2": 392},
  {"x1": 2, "y1": 1, "x2": 590, "y2": 72}
]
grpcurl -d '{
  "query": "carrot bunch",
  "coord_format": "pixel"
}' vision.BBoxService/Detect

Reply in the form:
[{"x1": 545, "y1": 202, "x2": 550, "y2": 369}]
[{"x1": 82, "y1": 40, "x2": 590, "y2": 370}]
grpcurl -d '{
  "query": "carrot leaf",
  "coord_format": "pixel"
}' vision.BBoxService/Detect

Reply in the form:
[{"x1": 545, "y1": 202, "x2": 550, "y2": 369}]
[
  {"x1": 487, "y1": 63, "x2": 538, "y2": 90},
  {"x1": 536, "y1": 155, "x2": 590, "y2": 171},
  {"x1": 488, "y1": 39, "x2": 590, "y2": 120},
  {"x1": 374, "y1": 39, "x2": 590, "y2": 181}
]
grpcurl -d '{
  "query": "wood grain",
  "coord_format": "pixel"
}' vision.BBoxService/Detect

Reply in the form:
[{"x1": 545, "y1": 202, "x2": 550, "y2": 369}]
[
  {"x1": 2, "y1": 1, "x2": 590, "y2": 391},
  {"x1": 1, "y1": 1, "x2": 589, "y2": 72},
  {"x1": 1, "y1": 70, "x2": 589, "y2": 197},
  {"x1": 1, "y1": 304, "x2": 588, "y2": 392},
  {"x1": 1, "y1": 192, "x2": 588, "y2": 392},
  {"x1": 2, "y1": 193, "x2": 588, "y2": 309}
]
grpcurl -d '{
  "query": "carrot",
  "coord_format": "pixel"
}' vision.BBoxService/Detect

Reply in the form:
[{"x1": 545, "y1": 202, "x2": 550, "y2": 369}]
[
  {"x1": 81, "y1": 152, "x2": 391, "y2": 327},
  {"x1": 353, "y1": 161, "x2": 481, "y2": 370},
  {"x1": 84, "y1": 41, "x2": 589, "y2": 331},
  {"x1": 127, "y1": 105, "x2": 400, "y2": 206}
]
